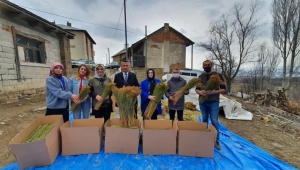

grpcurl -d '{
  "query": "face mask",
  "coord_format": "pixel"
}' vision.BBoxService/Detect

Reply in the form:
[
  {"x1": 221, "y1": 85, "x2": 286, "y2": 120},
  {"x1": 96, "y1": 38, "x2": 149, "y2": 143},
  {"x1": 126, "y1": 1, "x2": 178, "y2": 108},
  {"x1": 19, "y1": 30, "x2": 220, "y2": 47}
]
[
  {"x1": 204, "y1": 66, "x2": 211, "y2": 73},
  {"x1": 173, "y1": 73, "x2": 180, "y2": 78}
]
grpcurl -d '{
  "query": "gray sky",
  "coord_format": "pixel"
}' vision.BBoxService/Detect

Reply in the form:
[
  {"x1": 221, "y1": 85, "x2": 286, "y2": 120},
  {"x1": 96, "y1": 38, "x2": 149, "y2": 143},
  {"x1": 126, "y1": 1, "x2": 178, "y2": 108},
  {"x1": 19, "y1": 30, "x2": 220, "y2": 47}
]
[{"x1": 10, "y1": 0, "x2": 273, "y2": 69}]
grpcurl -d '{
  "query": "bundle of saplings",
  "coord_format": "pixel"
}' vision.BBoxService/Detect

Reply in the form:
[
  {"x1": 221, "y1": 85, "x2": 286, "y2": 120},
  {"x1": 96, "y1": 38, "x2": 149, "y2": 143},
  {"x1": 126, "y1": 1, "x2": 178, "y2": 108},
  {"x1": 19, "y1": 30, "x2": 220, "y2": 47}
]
[
  {"x1": 144, "y1": 81, "x2": 169, "y2": 119},
  {"x1": 22, "y1": 124, "x2": 56, "y2": 143},
  {"x1": 112, "y1": 86, "x2": 141, "y2": 128}
]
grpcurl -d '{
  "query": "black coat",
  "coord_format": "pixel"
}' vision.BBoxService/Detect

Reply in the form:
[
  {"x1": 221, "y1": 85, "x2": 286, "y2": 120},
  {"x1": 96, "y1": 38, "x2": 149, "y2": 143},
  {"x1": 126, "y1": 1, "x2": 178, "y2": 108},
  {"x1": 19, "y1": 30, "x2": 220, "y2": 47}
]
[{"x1": 114, "y1": 72, "x2": 139, "y2": 88}]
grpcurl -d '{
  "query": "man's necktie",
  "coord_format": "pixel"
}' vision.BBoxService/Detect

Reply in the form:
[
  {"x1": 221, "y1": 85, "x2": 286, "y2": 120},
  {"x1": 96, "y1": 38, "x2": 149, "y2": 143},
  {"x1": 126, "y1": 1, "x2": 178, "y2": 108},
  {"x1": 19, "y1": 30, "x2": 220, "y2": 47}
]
[{"x1": 124, "y1": 73, "x2": 128, "y2": 83}]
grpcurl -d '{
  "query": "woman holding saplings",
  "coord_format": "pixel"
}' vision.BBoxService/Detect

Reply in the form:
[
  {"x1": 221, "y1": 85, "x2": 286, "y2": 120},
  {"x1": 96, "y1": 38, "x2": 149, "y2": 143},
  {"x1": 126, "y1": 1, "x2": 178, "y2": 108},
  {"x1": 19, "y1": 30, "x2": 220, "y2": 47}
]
[
  {"x1": 140, "y1": 69, "x2": 162, "y2": 120},
  {"x1": 68, "y1": 64, "x2": 91, "y2": 119},
  {"x1": 88, "y1": 64, "x2": 112, "y2": 122},
  {"x1": 46, "y1": 62, "x2": 79, "y2": 122}
]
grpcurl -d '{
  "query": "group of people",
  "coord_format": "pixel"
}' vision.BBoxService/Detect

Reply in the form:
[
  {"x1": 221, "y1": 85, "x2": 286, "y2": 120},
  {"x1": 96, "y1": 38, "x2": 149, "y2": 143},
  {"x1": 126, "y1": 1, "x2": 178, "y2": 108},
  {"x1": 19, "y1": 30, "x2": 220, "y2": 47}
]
[{"x1": 45, "y1": 60, "x2": 225, "y2": 150}]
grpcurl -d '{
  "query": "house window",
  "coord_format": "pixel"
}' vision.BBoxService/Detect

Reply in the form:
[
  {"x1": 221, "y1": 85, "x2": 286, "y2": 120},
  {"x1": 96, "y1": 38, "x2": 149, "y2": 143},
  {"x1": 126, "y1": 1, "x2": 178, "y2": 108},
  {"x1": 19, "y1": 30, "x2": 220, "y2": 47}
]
[
  {"x1": 132, "y1": 55, "x2": 145, "y2": 68},
  {"x1": 16, "y1": 35, "x2": 45, "y2": 63}
]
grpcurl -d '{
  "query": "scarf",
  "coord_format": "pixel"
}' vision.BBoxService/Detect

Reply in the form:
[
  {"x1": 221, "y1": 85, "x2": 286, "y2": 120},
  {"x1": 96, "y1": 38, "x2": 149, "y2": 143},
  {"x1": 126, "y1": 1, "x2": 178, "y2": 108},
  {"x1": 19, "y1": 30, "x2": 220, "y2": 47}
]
[
  {"x1": 57, "y1": 76, "x2": 65, "y2": 90},
  {"x1": 147, "y1": 69, "x2": 156, "y2": 95},
  {"x1": 79, "y1": 75, "x2": 85, "y2": 93}
]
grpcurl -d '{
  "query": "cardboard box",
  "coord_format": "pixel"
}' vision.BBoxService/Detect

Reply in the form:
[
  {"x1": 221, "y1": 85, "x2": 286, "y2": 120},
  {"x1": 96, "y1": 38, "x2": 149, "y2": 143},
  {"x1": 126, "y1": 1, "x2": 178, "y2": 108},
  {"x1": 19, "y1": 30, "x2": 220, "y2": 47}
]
[
  {"x1": 105, "y1": 118, "x2": 140, "y2": 154},
  {"x1": 177, "y1": 121, "x2": 217, "y2": 158},
  {"x1": 60, "y1": 118, "x2": 104, "y2": 156},
  {"x1": 9, "y1": 115, "x2": 63, "y2": 170},
  {"x1": 142, "y1": 120, "x2": 177, "y2": 155}
]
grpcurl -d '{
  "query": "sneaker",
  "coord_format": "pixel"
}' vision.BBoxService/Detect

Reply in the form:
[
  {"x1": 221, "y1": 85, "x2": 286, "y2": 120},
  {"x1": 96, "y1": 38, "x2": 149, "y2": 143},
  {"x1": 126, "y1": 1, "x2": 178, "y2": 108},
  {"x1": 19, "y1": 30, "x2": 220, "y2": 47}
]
[{"x1": 215, "y1": 141, "x2": 221, "y2": 150}]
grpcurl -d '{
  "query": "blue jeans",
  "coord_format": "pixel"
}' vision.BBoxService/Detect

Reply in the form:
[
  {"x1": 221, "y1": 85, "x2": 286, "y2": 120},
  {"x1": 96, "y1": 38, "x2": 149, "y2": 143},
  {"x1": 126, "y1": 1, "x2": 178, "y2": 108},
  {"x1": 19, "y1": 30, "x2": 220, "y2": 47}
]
[
  {"x1": 199, "y1": 101, "x2": 220, "y2": 141},
  {"x1": 72, "y1": 99, "x2": 91, "y2": 119}
]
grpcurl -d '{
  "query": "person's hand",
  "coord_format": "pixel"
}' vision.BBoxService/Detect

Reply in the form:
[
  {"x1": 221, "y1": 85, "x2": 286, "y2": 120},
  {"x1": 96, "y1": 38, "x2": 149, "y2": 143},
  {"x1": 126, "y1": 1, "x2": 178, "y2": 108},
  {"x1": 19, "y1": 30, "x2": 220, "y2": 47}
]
[
  {"x1": 71, "y1": 94, "x2": 80, "y2": 104},
  {"x1": 81, "y1": 97, "x2": 87, "y2": 103},
  {"x1": 206, "y1": 90, "x2": 215, "y2": 95},
  {"x1": 148, "y1": 95, "x2": 155, "y2": 101},
  {"x1": 198, "y1": 90, "x2": 207, "y2": 96},
  {"x1": 96, "y1": 95, "x2": 104, "y2": 102},
  {"x1": 169, "y1": 96, "x2": 174, "y2": 101}
]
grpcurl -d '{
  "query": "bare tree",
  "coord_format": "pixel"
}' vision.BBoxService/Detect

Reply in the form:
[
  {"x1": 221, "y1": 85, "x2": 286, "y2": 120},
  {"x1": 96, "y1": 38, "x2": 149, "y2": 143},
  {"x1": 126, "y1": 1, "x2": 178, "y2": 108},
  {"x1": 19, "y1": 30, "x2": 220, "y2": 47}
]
[
  {"x1": 256, "y1": 43, "x2": 268, "y2": 91},
  {"x1": 239, "y1": 68, "x2": 260, "y2": 93},
  {"x1": 255, "y1": 44, "x2": 280, "y2": 90},
  {"x1": 272, "y1": 0, "x2": 300, "y2": 88},
  {"x1": 265, "y1": 47, "x2": 280, "y2": 83},
  {"x1": 198, "y1": 1, "x2": 262, "y2": 92}
]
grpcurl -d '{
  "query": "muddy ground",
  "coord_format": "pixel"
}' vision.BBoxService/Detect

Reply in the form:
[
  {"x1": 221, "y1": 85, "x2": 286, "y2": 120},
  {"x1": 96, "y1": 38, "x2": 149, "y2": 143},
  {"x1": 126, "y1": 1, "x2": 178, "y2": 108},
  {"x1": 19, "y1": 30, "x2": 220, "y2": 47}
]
[{"x1": 0, "y1": 94, "x2": 299, "y2": 168}]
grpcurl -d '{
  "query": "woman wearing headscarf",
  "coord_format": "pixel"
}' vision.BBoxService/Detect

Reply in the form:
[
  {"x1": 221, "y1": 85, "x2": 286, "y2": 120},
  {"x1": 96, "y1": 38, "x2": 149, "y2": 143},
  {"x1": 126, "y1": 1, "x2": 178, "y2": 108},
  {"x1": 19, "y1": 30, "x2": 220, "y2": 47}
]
[
  {"x1": 68, "y1": 64, "x2": 91, "y2": 119},
  {"x1": 88, "y1": 64, "x2": 112, "y2": 123},
  {"x1": 46, "y1": 62, "x2": 79, "y2": 122},
  {"x1": 140, "y1": 69, "x2": 162, "y2": 120}
]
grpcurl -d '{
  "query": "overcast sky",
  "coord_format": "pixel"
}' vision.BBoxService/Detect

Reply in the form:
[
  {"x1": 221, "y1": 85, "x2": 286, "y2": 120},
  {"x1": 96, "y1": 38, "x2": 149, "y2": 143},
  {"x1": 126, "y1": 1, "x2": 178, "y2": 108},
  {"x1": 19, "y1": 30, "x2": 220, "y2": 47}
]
[{"x1": 10, "y1": 0, "x2": 273, "y2": 70}]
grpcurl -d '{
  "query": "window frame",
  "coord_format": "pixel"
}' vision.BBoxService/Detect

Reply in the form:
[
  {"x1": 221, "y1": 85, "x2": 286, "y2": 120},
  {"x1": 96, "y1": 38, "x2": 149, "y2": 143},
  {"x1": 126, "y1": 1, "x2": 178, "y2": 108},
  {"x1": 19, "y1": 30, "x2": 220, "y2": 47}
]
[
  {"x1": 16, "y1": 34, "x2": 46, "y2": 64},
  {"x1": 132, "y1": 55, "x2": 145, "y2": 68}
]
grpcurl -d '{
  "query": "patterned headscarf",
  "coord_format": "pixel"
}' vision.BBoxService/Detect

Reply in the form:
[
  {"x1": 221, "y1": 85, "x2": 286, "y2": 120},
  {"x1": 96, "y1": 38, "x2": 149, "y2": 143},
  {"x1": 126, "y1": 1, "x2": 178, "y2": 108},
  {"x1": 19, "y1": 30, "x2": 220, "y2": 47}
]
[
  {"x1": 94, "y1": 64, "x2": 106, "y2": 78},
  {"x1": 49, "y1": 62, "x2": 64, "y2": 77}
]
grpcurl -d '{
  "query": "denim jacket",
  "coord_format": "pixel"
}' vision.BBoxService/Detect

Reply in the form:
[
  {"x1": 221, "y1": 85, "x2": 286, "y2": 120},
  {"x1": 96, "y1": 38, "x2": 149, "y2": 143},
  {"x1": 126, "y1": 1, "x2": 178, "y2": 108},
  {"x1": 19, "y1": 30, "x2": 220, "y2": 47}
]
[{"x1": 68, "y1": 76, "x2": 90, "y2": 99}]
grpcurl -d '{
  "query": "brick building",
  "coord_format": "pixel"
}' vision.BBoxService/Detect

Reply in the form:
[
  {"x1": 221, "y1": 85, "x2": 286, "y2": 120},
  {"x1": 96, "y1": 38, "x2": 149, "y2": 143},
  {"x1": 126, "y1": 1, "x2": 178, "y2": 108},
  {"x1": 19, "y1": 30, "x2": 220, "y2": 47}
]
[
  {"x1": 112, "y1": 23, "x2": 194, "y2": 81},
  {"x1": 0, "y1": 0, "x2": 74, "y2": 101}
]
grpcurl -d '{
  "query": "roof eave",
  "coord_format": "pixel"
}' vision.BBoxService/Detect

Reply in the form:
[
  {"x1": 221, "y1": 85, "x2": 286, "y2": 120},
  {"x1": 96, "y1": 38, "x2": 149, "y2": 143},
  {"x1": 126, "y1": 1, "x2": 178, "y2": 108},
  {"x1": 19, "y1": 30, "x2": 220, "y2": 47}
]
[
  {"x1": 65, "y1": 29, "x2": 96, "y2": 44},
  {"x1": 0, "y1": 1, "x2": 74, "y2": 38}
]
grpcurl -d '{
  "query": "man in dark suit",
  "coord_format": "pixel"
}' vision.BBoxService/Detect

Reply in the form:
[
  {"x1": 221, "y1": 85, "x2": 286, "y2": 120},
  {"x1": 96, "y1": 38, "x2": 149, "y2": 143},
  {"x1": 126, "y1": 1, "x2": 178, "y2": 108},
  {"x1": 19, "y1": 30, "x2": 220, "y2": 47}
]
[{"x1": 114, "y1": 60, "x2": 139, "y2": 118}]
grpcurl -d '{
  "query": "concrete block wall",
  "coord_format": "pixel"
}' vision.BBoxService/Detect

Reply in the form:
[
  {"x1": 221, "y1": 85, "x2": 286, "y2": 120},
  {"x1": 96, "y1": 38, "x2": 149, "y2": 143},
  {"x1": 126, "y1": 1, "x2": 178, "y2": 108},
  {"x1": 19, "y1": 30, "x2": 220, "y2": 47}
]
[{"x1": 0, "y1": 16, "x2": 61, "y2": 99}]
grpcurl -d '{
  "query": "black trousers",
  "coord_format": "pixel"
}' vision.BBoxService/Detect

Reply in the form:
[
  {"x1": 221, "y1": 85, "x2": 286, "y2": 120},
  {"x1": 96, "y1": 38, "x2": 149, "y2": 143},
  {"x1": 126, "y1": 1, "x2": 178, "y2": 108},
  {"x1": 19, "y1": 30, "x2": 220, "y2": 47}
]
[
  {"x1": 169, "y1": 109, "x2": 183, "y2": 121},
  {"x1": 46, "y1": 106, "x2": 69, "y2": 122},
  {"x1": 93, "y1": 104, "x2": 112, "y2": 123}
]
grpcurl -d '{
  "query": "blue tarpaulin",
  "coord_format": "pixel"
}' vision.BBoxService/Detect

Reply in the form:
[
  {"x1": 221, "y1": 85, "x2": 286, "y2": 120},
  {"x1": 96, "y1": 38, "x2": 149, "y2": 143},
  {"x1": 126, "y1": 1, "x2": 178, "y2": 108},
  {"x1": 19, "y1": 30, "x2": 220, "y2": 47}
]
[{"x1": 2, "y1": 116, "x2": 296, "y2": 170}]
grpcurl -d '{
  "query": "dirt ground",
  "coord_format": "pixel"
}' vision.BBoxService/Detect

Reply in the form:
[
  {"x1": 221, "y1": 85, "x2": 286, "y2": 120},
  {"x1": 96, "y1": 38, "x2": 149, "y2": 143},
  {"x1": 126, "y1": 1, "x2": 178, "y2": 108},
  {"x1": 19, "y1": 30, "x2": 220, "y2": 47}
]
[{"x1": 0, "y1": 94, "x2": 299, "y2": 168}]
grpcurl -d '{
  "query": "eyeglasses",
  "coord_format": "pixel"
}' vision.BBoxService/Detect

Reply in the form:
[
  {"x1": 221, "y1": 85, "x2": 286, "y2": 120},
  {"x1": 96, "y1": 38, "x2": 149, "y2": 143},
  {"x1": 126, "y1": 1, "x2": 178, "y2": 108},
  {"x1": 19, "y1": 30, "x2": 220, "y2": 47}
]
[{"x1": 96, "y1": 68, "x2": 104, "y2": 70}]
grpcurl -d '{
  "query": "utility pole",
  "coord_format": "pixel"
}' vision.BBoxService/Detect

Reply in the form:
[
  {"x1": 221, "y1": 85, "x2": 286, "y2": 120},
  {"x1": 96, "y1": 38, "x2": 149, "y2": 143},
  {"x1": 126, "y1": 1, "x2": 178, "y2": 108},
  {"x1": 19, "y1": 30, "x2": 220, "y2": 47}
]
[
  {"x1": 107, "y1": 47, "x2": 110, "y2": 63},
  {"x1": 106, "y1": 54, "x2": 108, "y2": 64},
  {"x1": 124, "y1": 0, "x2": 128, "y2": 61},
  {"x1": 191, "y1": 45, "x2": 193, "y2": 69}
]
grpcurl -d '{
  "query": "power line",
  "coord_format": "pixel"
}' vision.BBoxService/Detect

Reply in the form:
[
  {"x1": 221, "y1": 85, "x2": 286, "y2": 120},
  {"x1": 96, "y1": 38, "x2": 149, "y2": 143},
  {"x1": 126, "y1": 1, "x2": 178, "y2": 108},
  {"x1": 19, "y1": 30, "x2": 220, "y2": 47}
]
[
  {"x1": 110, "y1": 3, "x2": 124, "y2": 47},
  {"x1": 19, "y1": 5, "x2": 143, "y2": 35},
  {"x1": 127, "y1": 0, "x2": 138, "y2": 35}
]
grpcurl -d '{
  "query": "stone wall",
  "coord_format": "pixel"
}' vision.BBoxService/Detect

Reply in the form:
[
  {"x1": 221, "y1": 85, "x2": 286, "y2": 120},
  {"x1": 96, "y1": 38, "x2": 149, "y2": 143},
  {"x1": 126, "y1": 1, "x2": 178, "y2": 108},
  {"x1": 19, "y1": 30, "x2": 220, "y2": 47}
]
[{"x1": 131, "y1": 68, "x2": 164, "y2": 83}]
